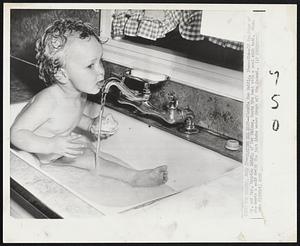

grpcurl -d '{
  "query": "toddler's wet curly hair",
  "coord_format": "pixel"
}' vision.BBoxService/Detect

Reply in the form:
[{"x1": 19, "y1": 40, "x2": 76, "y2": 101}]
[{"x1": 36, "y1": 19, "x2": 101, "y2": 86}]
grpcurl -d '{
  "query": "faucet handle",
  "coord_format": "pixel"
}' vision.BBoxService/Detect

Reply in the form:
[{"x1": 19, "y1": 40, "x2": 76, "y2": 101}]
[
  {"x1": 178, "y1": 113, "x2": 200, "y2": 134},
  {"x1": 183, "y1": 105, "x2": 195, "y2": 118},
  {"x1": 142, "y1": 83, "x2": 151, "y2": 101},
  {"x1": 167, "y1": 93, "x2": 179, "y2": 109}
]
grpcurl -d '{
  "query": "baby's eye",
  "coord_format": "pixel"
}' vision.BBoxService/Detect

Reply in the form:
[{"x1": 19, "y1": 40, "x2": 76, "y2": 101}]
[{"x1": 87, "y1": 64, "x2": 94, "y2": 69}]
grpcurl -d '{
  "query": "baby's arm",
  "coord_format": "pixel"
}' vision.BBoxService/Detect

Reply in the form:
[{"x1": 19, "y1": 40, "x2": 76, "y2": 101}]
[{"x1": 10, "y1": 91, "x2": 83, "y2": 157}]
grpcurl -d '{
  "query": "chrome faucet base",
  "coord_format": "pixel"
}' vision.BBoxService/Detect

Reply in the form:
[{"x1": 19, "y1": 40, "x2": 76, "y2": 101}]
[
  {"x1": 178, "y1": 125, "x2": 200, "y2": 135},
  {"x1": 177, "y1": 116, "x2": 200, "y2": 135}
]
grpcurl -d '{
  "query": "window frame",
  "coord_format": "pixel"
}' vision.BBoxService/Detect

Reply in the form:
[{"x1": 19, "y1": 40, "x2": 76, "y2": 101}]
[{"x1": 100, "y1": 9, "x2": 243, "y2": 101}]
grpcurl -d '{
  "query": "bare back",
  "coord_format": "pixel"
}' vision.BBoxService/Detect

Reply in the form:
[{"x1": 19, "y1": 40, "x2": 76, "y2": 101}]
[{"x1": 13, "y1": 84, "x2": 87, "y2": 163}]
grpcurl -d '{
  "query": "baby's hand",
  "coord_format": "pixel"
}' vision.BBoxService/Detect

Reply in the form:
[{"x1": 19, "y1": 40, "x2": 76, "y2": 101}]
[
  {"x1": 89, "y1": 114, "x2": 118, "y2": 139},
  {"x1": 50, "y1": 132, "x2": 86, "y2": 158}
]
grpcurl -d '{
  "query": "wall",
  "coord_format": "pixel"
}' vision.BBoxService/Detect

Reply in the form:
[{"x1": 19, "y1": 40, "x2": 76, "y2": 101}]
[
  {"x1": 10, "y1": 9, "x2": 243, "y2": 142},
  {"x1": 10, "y1": 9, "x2": 100, "y2": 63}
]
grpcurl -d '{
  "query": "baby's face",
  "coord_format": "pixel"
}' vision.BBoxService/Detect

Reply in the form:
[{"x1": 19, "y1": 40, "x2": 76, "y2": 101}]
[{"x1": 63, "y1": 36, "x2": 105, "y2": 94}]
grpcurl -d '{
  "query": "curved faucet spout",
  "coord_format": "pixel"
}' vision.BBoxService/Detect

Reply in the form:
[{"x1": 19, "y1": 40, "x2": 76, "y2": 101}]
[{"x1": 103, "y1": 77, "x2": 148, "y2": 102}]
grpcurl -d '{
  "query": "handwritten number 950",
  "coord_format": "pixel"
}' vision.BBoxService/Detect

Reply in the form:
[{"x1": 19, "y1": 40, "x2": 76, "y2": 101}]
[{"x1": 269, "y1": 70, "x2": 280, "y2": 132}]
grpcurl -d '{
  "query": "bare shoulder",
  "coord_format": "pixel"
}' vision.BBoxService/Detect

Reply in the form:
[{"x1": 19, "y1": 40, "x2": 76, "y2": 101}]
[
  {"x1": 11, "y1": 85, "x2": 60, "y2": 130},
  {"x1": 21, "y1": 85, "x2": 60, "y2": 117},
  {"x1": 31, "y1": 85, "x2": 60, "y2": 106}
]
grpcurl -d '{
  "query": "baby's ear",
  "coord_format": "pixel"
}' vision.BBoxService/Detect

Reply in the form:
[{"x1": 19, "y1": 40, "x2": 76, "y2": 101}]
[{"x1": 54, "y1": 68, "x2": 68, "y2": 84}]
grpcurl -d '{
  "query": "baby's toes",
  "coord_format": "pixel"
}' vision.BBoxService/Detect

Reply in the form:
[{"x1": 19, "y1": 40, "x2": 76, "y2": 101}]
[
  {"x1": 161, "y1": 171, "x2": 168, "y2": 183},
  {"x1": 153, "y1": 165, "x2": 167, "y2": 175},
  {"x1": 160, "y1": 165, "x2": 168, "y2": 171},
  {"x1": 164, "y1": 173, "x2": 168, "y2": 182}
]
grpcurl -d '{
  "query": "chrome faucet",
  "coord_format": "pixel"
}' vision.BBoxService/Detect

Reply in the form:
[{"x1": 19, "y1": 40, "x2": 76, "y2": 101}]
[
  {"x1": 102, "y1": 72, "x2": 197, "y2": 128},
  {"x1": 103, "y1": 76, "x2": 148, "y2": 102}
]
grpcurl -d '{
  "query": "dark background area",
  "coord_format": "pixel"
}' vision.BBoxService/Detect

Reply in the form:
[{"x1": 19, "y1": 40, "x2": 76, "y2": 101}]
[{"x1": 10, "y1": 9, "x2": 100, "y2": 63}]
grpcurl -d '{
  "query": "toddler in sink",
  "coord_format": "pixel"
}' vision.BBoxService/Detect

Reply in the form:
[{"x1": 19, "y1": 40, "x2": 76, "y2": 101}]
[{"x1": 10, "y1": 19, "x2": 168, "y2": 187}]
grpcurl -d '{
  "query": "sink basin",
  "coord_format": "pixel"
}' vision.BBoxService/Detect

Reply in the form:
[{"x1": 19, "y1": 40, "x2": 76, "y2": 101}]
[{"x1": 10, "y1": 101, "x2": 240, "y2": 215}]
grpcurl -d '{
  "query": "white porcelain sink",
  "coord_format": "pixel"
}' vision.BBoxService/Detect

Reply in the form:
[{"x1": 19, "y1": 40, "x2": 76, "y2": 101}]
[
  {"x1": 10, "y1": 101, "x2": 240, "y2": 214},
  {"x1": 98, "y1": 108, "x2": 240, "y2": 191}
]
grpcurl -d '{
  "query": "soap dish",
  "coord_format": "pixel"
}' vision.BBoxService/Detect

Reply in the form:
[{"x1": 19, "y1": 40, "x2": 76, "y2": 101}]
[{"x1": 125, "y1": 69, "x2": 169, "y2": 84}]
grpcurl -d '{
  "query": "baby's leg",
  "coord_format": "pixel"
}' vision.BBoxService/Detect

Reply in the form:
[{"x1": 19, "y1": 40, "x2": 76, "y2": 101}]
[
  {"x1": 89, "y1": 142, "x2": 168, "y2": 187},
  {"x1": 56, "y1": 137, "x2": 168, "y2": 187}
]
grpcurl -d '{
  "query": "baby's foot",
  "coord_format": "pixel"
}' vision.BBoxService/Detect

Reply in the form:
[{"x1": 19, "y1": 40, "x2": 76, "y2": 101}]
[{"x1": 130, "y1": 165, "x2": 168, "y2": 187}]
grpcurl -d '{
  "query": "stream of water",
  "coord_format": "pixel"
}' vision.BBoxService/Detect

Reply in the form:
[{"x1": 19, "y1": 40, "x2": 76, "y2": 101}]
[{"x1": 94, "y1": 90, "x2": 108, "y2": 170}]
